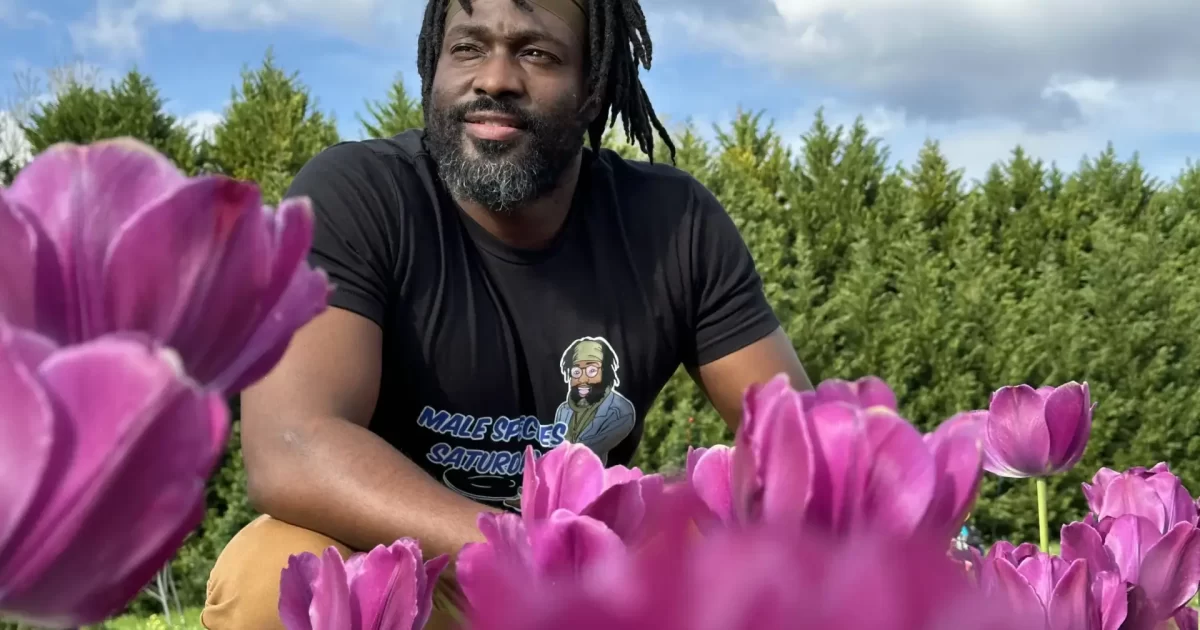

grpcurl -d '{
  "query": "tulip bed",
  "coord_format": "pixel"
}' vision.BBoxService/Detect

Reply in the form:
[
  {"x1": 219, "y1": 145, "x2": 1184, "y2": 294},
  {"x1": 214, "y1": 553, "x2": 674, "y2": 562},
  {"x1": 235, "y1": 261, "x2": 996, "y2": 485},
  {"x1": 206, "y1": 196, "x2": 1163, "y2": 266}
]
[{"x1": 1, "y1": 139, "x2": 1198, "y2": 630}]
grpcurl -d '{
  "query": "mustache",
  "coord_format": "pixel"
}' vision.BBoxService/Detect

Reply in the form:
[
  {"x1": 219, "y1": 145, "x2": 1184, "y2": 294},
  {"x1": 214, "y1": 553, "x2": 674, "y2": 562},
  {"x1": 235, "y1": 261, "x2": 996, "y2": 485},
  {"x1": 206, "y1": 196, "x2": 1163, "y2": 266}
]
[{"x1": 450, "y1": 97, "x2": 535, "y2": 128}]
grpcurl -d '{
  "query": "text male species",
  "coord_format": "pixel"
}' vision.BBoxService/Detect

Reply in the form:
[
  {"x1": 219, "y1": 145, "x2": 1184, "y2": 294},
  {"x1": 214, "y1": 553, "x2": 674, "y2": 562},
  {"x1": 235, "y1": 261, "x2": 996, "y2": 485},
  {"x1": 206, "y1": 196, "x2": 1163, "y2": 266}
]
[{"x1": 200, "y1": 0, "x2": 811, "y2": 627}]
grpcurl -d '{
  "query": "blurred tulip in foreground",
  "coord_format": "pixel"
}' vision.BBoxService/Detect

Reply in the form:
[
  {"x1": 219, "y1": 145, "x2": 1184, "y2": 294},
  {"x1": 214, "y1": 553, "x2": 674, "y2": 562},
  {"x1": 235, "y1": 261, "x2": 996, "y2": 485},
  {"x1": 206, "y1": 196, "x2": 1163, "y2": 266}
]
[
  {"x1": 279, "y1": 540, "x2": 448, "y2": 630},
  {"x1": 463, "y1": 504, "x2": 1036, "y2": 630},
  {"x1": 0, "y1": 320, "x2": 228, "y2": 626},
  {"x1": 980, "y1": 383, "x2": 1093, "y2": 478},
  {"x1": 0, "y1": 137, "x2": 330, "y2": 394},
  {"x1": 704, "y1": 374, "x2": 982, "y2": 538}
]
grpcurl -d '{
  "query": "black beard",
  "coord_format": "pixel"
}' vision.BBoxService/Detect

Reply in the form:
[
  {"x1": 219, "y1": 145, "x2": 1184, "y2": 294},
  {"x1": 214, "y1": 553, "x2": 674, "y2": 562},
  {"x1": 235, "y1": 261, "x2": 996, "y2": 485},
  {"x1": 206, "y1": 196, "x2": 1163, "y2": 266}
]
[
  {"x1": 569, "y1": 380, "x2": 609, "y2": 406},
  {"x1": 424, "y1": 92, "x2": 585, "y2": 213}
]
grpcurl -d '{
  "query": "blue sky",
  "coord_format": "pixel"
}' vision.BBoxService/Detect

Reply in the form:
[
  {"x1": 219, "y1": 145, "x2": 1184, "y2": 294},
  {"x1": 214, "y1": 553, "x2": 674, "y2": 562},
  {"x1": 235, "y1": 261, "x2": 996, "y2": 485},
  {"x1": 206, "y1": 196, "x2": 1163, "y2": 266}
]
[{"x1": 2, "y1": 0, "x2": 1198, "y2": 183}]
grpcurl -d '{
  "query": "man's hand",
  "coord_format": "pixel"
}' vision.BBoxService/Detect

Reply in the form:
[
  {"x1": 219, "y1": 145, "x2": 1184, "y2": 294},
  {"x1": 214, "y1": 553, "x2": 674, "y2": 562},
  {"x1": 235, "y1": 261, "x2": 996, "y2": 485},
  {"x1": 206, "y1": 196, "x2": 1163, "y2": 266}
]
[
  {"x1": 689, "y1": 326, "x2": 812, "y2": 431},
  {"x1": 240, "y1": 307, "x2": 496, "y2": 561}
]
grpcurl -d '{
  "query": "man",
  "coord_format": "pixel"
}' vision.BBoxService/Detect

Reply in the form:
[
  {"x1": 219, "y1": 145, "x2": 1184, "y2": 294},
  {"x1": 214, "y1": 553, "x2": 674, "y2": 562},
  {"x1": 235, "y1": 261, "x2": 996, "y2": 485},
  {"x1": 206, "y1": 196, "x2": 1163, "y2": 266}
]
[{"x1": 201, "y1": 0, "x2": 811, "y2": 627}]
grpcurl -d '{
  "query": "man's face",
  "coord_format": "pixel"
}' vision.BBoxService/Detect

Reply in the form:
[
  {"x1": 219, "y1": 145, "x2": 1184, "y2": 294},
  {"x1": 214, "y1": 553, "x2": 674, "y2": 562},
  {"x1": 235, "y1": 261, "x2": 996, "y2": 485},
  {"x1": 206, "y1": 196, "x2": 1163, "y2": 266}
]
[
  {"x1": 569, "y1": 359, "x2": 606, "y2": 404},
  {"x1": 425, "y1": 0, "x2": 588, "y2": 213}
]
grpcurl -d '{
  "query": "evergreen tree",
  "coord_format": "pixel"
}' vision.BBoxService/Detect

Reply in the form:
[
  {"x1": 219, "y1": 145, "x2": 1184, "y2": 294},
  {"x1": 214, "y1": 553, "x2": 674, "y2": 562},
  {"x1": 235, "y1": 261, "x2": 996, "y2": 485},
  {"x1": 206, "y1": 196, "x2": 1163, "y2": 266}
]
[
  {"x1": 208, "y1": 49, "x2": 340, "y2": 204},
  {"x1": 358, "y1": 73, "x2": 423, "y2": 138},
  {"x1": 21, "y1": 69, "x2": 196, "y2": 172}
]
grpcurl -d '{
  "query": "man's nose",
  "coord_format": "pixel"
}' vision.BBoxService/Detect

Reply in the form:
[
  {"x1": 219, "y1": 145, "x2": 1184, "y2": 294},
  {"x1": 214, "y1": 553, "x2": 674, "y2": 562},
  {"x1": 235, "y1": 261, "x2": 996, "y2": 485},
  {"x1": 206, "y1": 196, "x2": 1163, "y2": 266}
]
[{"x1": 472, "y1": 53, "x2": 525, "y2": 100}]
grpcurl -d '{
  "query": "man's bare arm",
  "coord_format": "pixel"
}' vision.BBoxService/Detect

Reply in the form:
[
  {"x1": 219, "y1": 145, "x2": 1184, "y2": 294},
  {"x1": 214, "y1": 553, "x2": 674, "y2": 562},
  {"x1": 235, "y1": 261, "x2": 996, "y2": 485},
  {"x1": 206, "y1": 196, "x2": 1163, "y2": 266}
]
[
  {"x1": 240, "y1": 308, "x2": 494, "y2": 561},
  {"x1": 689, "y1": 326, "x2": 812, "y2": 431}
]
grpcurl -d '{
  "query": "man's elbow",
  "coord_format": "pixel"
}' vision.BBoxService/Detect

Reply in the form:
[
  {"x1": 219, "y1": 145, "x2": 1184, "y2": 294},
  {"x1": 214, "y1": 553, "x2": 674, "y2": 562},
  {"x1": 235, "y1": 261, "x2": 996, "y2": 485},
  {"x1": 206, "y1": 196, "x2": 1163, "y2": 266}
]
[{"x1": 241, "y1": 426, "x2": 305, "y2": 515}]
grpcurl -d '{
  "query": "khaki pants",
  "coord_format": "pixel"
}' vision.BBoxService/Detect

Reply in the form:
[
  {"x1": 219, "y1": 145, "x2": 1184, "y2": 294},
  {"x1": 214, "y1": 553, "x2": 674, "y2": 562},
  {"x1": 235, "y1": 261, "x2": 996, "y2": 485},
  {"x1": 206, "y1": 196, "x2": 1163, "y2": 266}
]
[{"x1": 201, "y1": 515, "x2": 459, "y2": 629}]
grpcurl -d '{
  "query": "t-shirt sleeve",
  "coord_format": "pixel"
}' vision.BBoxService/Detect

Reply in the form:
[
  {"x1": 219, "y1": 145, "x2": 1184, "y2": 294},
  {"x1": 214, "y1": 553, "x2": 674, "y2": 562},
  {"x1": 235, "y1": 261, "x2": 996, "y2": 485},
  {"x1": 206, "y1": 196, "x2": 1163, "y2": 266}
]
[
  {"x1": 284, "y1": 142, "x2": 400, "y2": 327},
  {"x1": 685, "y1": 180, "x2": 781, "y2": 367}
]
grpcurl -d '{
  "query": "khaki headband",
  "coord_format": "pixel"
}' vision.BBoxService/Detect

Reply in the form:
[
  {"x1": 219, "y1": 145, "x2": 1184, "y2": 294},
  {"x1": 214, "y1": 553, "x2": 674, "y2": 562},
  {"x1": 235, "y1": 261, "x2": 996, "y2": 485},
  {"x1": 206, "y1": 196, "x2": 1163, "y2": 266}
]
[{"x1": 446, "y1": 0, "x2": 587, "y2": 43}]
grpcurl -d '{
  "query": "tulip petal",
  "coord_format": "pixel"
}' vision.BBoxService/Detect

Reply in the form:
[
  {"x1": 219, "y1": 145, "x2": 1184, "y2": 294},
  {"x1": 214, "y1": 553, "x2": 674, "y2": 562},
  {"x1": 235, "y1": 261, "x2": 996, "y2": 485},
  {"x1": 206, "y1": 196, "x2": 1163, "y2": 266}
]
[
  {"x1": 0, "y1": 326, "x2": 55, "y2": 557},
  {"x1": 350, "y1": 541, "x2": 420, "y2": 630},
  {"x1": 1091, "y1": 571, "x2": 1127, "y2": 630},
  {"x1": 183, "y1": 197, "x2": 327, "y2": 392},
  {"x1": 457, "y1": 512, "x2": 533, "y2": 608},
  {"x1": 1098, "y1": 475, "x2": 1169, "y2": 532},
  {"x1": 1136, "y1": 522, "x2": 1200, "y2": 616},
  {"x1": 855, "y1": 376, "x2": 899, "y2": 411},
  {"x1": 1042, "y1": 382, "x2": 1091, "y2": 470},
  {"x1": 1145, "y1": 471, "x2": 1199, "y2": 529},
  {"x1": 1060, "y1": 522, "x2": 1117, "y2": 575},
  {"x1": 991, "y1": 558, "x2": 1050, "y2": 622},
  {"x1": 1083, "y1": 467, "x2": 1121, "y2": 515},
  {"x1": 803, "y1": 402, "x2": 869, "y2": 533},
  {"x1": 1174, "y1": 606, "x2": 1198, "y2": 630},
  {"x1": 1103, "y1": 514, "x2": 1163, "y2": 584},
  {"x1": 922, "y1": 411, "x2": 984, "y2": 536},
  {"x1": 522, "y1": 443, "x2": 608, "y2": 522},
  {"x1": 6, "y1": 139, "x2": 187, "y2": 247},
  {"x1": 1015, "y1": 552, "x2": 1055, "y2": 606},
  {"x1": 529, "y1": 510, "x2": 626, "y2": 577},
  {"x1": 309, "y1": 547, "x2": 351, "y2": 630},
  {"x1": 416, "y1": 554, "x2": 450, "y2": 629},
  {"x1": 582, "y1": 476, "x2": 662, "y2": 543},
  {"x1": 984, "y1": 385, "x2": 1052, "y2": 477},
  {"x1": 279, "y1": 551, "x2": 321, "y2": 630},
  {"x1": 0, "y1": 197, "x2": 69, "y2": 338},
  {"x1": 686, "y1": 446, "x2": 735, "y2": 524},
  {"x1": 1046, "y1": 559, "x2": 1092, "y2": 630},
  {"x1": 0, "y1": 338, "x2": 227, "y2": 624},
  {"x1": 101, "y1": 177, "x2": 258, "y2": 343},
  {"x1": 734, "y1": 376, "x2": 813, "y2": 523},
  {"x1": 812, "y1": 379, "x2": 858, "y2": 406},
  {"x1": 860, "y1": 407, "x2": 937, "y2": 535}
]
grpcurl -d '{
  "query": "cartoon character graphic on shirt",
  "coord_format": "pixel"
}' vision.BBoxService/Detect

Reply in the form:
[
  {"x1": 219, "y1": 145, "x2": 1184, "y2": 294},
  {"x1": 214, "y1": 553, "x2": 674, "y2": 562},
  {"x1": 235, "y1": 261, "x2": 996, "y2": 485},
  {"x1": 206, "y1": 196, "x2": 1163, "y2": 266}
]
[{"x1": 553, "y1": 336, "x2": 636, "y2": 462}]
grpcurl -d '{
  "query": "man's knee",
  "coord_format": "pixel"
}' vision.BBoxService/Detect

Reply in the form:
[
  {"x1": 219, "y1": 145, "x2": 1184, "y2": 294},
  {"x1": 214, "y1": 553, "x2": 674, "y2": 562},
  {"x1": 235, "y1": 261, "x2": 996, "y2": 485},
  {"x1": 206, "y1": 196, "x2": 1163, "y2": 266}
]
[{"x1": 201, "y1": 515, "x2": 350, "y2": 630}]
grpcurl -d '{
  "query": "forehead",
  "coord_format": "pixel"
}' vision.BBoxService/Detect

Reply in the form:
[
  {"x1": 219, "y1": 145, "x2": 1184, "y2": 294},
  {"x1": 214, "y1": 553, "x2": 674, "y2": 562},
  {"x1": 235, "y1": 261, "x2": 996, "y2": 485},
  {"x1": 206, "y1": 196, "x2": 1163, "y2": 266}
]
[{"x1": 444, "y1": 0, "x2": 581, "y2": 51}]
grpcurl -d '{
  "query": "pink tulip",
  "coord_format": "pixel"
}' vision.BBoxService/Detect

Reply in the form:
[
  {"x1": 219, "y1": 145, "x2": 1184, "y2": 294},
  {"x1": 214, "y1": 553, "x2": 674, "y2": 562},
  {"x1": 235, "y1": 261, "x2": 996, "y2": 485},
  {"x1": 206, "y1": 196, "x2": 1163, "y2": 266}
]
[
  {"x1": 723, "y1": 374, "x2": 982, "y2": 538},
  {"x1": 1061, "y1": 516, "x2": 1200, "y2": 629},
  {"x1": 1082, "y1": 464, "x2": 1198, "y2": 531},
  {"x1": 685, "y1": 445, "x2": 734, "y2": 529},
  {"x1": 0, "y1": 138, "x2": 330, "y2": 394},
  {"x1": 799, "y1": 375, "x2": 899, "y2": 411},
  {"x1": 0, "y1": 320, "x2": 228, "y2": 626},
  {"x1": 979, "y1": 541, "x2": 1124, "y2": 630},
  {"x1": 520, "y1": 444, "x2": 664, "y2": 543},
  {"x1": 278, "y1": 540, "x2": 448, "y2": 630},
  {"x1": 980, "y1": 383, "x2": 1093, "y2": 478},
  {"x1": 463, "y1": 510, "x2": 1036, "y2": 630}
]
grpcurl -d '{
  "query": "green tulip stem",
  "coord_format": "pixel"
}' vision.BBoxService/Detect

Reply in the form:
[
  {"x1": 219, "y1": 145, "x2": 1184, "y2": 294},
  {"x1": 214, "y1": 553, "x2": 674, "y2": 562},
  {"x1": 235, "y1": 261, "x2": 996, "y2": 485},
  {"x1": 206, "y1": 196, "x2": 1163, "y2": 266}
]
[{"x1": 1035, "y1": 477, "x2": 1051, "y2": 551}]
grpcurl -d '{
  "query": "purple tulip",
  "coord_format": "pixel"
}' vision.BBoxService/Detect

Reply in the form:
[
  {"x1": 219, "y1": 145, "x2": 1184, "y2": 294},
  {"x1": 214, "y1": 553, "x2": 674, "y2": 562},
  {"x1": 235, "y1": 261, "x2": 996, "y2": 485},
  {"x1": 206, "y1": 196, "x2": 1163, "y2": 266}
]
[
  {"x1": 463, "y1": 511, "x2": 1036, "y2": 630},
  {"x1": 278, "y1": 540, "x2": 448, "y2": 630},
  {"x1": 1082, "y1": 464, "x2": 1198, "y2": 531},
  {"x1": 0, "y1": 138, "x2": 330, "y2": 394},
  {"x1": 799, "y1": 375, "x2": 899, "y2": 411},
  {"x1": 1061, "y1": 515, "x2": 1200, "y2": 629},
  {"x1": 725, "y1": 374, "x2": 982, "y2": 538},
  {"x1": 980, "y1": 383, "x2": 1093, "y2": 478},
  {"x1": 978, "y1": 541, "x2": 1123, "y2": 630},
  {"x1": 521, "y1": 444, "x2": 664, "y2": 544},
  {"x1": 457, "y1": 510, "x2": 627, "y2": 611},
  {"x1": 685, "y1": 445, "x2": 734, "y2": 529},
  {"x1": 0, "y1": 320, "x2": 228, "y2": 626}
]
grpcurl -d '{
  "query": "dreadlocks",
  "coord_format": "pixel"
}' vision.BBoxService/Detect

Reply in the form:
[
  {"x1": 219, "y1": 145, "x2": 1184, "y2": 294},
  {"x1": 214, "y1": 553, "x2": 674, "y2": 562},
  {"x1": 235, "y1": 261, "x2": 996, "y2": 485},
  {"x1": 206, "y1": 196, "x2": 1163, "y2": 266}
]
[{"x1": 417, "y1": 0, "x2": 676, "y2": 164}]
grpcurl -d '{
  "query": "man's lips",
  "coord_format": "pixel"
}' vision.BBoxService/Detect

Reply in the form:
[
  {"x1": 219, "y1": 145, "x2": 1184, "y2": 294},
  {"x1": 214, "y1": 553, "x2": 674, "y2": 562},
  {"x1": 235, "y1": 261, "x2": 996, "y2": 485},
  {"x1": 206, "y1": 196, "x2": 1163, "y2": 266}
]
[{"x1": 463, "y1": 112, "x2": 525, "y2": 141}]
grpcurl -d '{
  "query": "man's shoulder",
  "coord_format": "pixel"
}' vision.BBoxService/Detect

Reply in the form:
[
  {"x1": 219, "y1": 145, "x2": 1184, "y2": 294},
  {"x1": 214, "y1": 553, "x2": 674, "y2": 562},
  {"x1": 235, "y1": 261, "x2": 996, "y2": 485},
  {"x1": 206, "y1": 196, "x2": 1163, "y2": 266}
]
[
  {"x1": 592, "y1": 147, "x2": 705, "y2": 197},
  {"x1": 587, "y1": 147, "x2": 726, "y2": 234},
  {"x1": 302, "y1": 129, "x2": 434, "y2": 183}
]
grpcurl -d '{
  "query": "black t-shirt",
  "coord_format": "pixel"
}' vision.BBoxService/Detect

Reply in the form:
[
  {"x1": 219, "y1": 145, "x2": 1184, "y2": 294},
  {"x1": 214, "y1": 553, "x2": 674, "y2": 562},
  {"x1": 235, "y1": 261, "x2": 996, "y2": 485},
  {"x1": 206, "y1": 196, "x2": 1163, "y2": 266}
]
[{"x1": 287, "y1": 129, "x2": 778, "y2": 509}]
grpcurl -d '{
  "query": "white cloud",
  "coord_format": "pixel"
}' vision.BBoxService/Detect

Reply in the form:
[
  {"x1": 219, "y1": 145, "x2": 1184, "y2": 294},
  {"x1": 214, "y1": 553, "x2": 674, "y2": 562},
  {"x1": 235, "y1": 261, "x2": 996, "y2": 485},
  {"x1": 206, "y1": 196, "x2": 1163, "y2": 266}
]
[
  {"x1": 661, "y1": 0, "x2": 1199, "y2": 128},
  {"x1": 0, "y1": 109, "x2": 33, "y2": 166},
  {"x1": 181, "y1": 109, "x2": 223, "y2": 142},
  {"x1": 70, "y1": 0, "x2": 421, "y2": 56}
]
